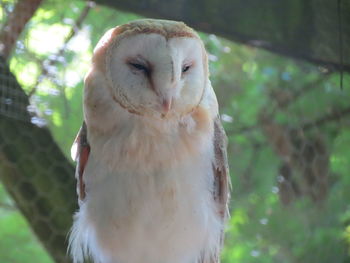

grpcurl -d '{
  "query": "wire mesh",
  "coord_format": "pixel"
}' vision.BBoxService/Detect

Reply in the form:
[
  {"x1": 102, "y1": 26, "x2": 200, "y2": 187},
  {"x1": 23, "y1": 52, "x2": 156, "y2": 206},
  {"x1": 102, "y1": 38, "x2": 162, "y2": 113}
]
[{"x1": 0, "y1": 0, "x2": 350, "y2": 263}]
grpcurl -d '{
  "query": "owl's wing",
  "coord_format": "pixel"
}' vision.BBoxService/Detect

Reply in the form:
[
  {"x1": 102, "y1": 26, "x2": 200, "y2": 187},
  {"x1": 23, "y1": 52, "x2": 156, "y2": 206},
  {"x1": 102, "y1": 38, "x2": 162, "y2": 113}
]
[
  {"x1": 71, "y1": 122, "x2": 90, "y2": 202},
  {"x1": 212, "y1": 115, "x2": 231, "y2": 261},
  {"x1": 213, "y1": 115, "x2": 230, "y2": 219}
]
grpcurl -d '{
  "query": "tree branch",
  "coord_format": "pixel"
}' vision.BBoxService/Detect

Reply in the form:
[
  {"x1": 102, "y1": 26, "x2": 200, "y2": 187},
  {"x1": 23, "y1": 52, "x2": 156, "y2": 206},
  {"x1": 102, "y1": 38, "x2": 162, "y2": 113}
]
[
  {"x1": 0, "y1": 201, "x2": 16, "y2": 211},
  {"x1": 271, "y1": 75, "x2": 331, "y2": 111},
  {"x1": 0, "y1": 0, "x2": 43, "y2": 60},
  {"x1": 302, "y1": 106, "x2": 350, "y2": 130},
  {"x1": 232, "y1": 75, "x2": 335, "y2": 135}
]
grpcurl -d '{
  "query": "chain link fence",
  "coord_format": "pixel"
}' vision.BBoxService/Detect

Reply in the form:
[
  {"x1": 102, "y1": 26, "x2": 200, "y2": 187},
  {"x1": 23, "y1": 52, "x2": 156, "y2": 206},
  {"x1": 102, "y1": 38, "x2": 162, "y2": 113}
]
[{"x1": 0, "y1": 0, "x2": 350, "y2": 263}]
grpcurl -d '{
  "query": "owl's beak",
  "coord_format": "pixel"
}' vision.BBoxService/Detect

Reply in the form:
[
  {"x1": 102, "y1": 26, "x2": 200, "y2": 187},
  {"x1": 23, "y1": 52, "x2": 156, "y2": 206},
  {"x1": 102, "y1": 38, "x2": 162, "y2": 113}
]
[{"x1": 161, "y1": 97, "x2": 172, "y2": 113}]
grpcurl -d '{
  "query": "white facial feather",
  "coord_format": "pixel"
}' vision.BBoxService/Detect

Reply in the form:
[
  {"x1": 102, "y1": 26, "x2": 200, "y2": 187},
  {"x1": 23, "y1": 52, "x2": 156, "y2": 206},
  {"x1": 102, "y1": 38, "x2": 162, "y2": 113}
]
[
  {"x1": 69, "y1": 19, "x2": 228, "y2": 263},
  {"x1": 105, "y1": 33, "x2": 206, "y2": 118}
]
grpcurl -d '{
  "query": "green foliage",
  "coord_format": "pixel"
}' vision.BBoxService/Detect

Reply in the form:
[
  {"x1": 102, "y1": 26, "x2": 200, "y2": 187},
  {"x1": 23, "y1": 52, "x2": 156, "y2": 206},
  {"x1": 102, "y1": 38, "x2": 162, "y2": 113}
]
[
  {"x1": 1, "y1": 0, "x2": 350, "y2": 262},
  {"x1": 0, "y1": 185, "x2": 52, "y2": 263}
]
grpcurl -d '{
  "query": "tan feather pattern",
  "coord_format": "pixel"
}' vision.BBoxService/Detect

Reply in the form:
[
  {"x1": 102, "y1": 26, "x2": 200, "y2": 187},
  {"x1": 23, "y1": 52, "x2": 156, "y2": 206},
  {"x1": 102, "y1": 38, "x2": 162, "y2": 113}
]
[
  {"x1": 213, "y1": 116, "x2": 230, "y2": 219},
  {"x1": 71, "y1": 122, "x2": 90, "y2": 202},
  {"x1": 205, "y1": 116, "x2": 230, "y2": 263}
]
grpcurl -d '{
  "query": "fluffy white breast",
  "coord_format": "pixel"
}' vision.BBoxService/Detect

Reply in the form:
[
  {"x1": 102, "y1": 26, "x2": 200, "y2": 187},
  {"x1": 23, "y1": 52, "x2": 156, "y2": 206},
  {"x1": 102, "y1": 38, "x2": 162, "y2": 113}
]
[{"x1": 70, "y1": 105, "x2": 222, "y2": 263}]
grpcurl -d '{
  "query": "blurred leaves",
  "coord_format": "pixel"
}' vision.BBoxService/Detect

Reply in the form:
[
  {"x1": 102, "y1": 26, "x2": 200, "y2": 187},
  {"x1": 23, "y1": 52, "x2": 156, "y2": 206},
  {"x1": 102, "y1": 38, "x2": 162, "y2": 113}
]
[{"x1": 1, "y1": 0, "x2": 350, "y2": 262}]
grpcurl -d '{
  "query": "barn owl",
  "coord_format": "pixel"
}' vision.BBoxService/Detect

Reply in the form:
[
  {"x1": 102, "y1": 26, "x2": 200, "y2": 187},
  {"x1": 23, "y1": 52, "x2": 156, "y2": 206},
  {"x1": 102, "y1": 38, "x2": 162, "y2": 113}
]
[{"x1": 69, "y1": 19, "x2": 230, "y2": 263}]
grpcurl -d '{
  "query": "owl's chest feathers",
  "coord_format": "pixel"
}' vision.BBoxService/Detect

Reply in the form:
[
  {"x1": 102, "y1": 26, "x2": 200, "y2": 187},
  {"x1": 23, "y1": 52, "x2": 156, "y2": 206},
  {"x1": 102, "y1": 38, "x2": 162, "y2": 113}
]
[
  {"x1": 89, "y1": 105, "x2": 213, "y2": 171},
  {"x1": 84, "y1": 109, "x2": 217, "y2": 261},
  {"x1": 87, "y1": 114, "x2": 214, "y2": 216}
]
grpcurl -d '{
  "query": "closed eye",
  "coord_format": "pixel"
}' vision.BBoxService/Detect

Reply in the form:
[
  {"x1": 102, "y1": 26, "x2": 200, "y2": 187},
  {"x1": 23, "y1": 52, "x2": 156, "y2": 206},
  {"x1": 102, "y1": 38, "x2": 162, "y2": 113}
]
[
  {"x1": 126, "y1": 58, "x2": 152, "y2": 77},
  {"x1": 182, "y1": 63, "x2": 193, "y2": 74},
  {"x1": 182, "y1": 65, "x2": 190, "y2": 73},
  {"x1": 128, "y1": 61, "x2": 151, "y2": 76}
]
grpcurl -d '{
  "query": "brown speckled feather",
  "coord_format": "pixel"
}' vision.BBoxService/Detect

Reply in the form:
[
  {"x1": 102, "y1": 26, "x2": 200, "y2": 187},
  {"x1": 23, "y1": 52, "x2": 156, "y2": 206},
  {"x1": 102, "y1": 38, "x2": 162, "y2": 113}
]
[
  {"x1": 72, "y1": 122, "x2": 90, "y2": 203},
  {"x1": 213, "y1": 116, "x2": 230, "y2": 218},
  {"x1": 208, "y1": 115, "x2": 230, "y2": 263}
]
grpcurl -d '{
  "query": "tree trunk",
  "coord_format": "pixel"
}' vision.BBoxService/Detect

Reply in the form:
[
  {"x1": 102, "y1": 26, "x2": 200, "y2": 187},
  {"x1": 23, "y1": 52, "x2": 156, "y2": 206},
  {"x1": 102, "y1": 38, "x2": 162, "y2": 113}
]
[{"x1": 0, "y1": 56, "x2": 76, "y2": 263}]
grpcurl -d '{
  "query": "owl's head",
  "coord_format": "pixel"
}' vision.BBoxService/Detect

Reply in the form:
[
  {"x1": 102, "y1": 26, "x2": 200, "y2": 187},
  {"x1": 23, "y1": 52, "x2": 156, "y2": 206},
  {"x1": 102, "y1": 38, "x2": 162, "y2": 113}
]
[{"x1": 87, "y1": 19, "x2": 209, "y2": 119}]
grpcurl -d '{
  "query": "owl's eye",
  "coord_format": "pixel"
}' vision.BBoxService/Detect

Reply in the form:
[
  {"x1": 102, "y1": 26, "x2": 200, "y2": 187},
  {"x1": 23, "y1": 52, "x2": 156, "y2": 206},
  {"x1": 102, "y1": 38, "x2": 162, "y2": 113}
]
[
  {"x1": 128, "y1": 62, "x2": 150, "y2": 75},
  {"x1": 182, "y1": 64, "x2": 191, "y2": 73}
]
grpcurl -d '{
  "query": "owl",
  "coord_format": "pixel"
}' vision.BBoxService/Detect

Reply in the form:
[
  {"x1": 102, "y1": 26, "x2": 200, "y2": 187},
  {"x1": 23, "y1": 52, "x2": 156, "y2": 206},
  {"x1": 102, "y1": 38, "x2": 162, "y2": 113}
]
[{"x1": 69, "y1": 19, "x2": 230, "y2": 263}]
